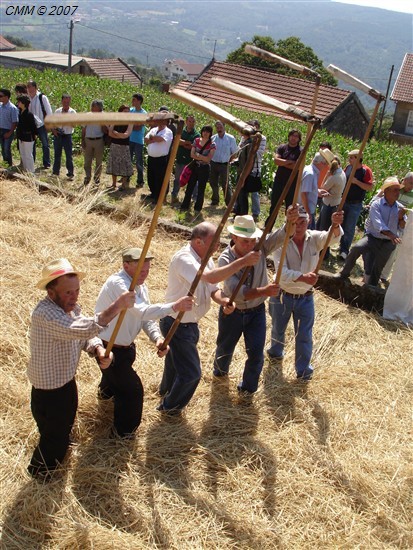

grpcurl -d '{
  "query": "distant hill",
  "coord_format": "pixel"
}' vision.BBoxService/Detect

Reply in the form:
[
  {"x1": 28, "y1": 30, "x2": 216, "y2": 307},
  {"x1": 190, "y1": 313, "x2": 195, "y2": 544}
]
[{"x1": 2, "y1": 0, "x2": 411, "y2": 106}]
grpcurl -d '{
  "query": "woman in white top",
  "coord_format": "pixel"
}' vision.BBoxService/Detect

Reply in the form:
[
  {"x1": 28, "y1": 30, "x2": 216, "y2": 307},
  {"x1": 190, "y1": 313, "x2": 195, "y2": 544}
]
[{"x1": 316, "y1": 156, "x2": 346, "y2": 258}]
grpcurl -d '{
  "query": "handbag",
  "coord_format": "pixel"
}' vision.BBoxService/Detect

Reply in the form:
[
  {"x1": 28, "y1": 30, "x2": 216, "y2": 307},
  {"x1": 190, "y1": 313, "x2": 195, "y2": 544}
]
[
  {"x1": 179, "y1": 139, "x2": 211, "y2": 188},
  {"x1": 244, "y1": 174, "x2": 262, "y2": 192},
  {"x1": 179, "y1": 161, "x2": 195, "y2": 188}
]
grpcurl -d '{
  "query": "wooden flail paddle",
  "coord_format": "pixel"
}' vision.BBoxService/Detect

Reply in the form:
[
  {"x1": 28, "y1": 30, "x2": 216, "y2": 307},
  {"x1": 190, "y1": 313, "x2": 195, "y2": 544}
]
[
  {"x1": 315, "y1": 66, "x2": 385, "y2": 272},
  {"x1": 44, "y1": 111, "x2": 180, "y2": 129}
]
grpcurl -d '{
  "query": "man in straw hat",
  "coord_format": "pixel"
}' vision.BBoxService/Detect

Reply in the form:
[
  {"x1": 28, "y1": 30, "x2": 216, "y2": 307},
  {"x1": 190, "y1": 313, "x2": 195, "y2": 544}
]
[
  {"x1": 268, "y1": 206, "x2": 344, "y2": 381},
  {"x1": 158, "y1": 222, "x2": 262, "y2": 414},
  {"x1": 338, "y1": 149, "x2": 374, "y2": 261},
  {"x1": 337, "y1": 177, "x2": 407, "y2": 287},
  {"x1": 94, "y1": 248, "x2": 194, "y2": 437},
  {"x1": 213, "y1": 207, "x2": 299, "y2": 395},
  {"x1": 28, "y1": 258, "x2": 136, "y2": 480}
]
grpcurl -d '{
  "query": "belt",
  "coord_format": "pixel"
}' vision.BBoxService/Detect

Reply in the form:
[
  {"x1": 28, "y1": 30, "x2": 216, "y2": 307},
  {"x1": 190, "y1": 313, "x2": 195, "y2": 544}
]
[
  {"x1": 281, "y1": 289, "x2": 313, "y2": 299},
  {"x1": 211, "y1": 161, "x2": 228, "y2": 165},
  {"x1": 86, "y1": 136, "x2": 103, "y2": 140},
  {"x1": 101, "y1": 339, "x2": 133, "y2": 349},
  {"x1": 235, "y1": 303, "x2": 264, "y2": 313},
  {"x1": 345, "y1": 200, "x2": 362, "y2": 205}
]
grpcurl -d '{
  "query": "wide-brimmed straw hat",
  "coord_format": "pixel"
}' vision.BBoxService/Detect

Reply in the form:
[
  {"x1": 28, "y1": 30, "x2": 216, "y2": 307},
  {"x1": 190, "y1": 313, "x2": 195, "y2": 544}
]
[
  {"x1": 36, "y1": 258, "x2": 84, "y2": 290},
  {"x1": 319, "y1": 148, "x2": 335, "y2": 165},
  {"x1": 228, "y1": 215, "x2": 262, "y2": 239},
  {"x1": 380, "y1": 176, "x2": 403, "y2": 192}
]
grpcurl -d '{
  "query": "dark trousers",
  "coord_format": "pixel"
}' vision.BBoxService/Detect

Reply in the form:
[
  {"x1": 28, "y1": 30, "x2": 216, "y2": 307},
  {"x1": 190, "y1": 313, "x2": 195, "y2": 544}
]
[
  {"x1": 99, "y1": 343, "x2": 144, "y2": 436},
  {"x1": 209, "y1": 161, "x2": 232, "y2": 205},
  {"x1": 214, "y1": 304, "x2": 266, "y2": 393},
  {"x1": 129, "y1": 142, "x2": 144, "y2": 184},
  {"x1": 33, "y1": 124, "x2": 51, "y2": 168},
  {"x1": 147, "y1": 155, "x2": 169, "y2": 200},
  {"x1": 53, "y1": 133, "x2": 73, "y2": 176},
  {"x1": 181, "y1": 164, "x2": 210, "y2": 211},
  {"x1": 159, "y1": 316, "x2": 201, "y2": 411},
  {"x1": 266, "y1": 174, "x2": 297, "y2": 228},
  {"x1": 28, "y1": 378, "x2": 78, "y2": 477},
  {"x1": 316, "y1": 203, "x2": 337, "y2": 258},
  {"x1": 0, "y1": 128, "x2": 14, "y2": 165}
]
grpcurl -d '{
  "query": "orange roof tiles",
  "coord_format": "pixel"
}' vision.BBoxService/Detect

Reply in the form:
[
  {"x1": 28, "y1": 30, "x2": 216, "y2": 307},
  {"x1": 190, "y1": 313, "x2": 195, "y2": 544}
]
[
  {"x1": 391, "y1": 53, "x2": 413, "y2": 103},
  {"x1": 173, "y1": 61, "x2": 353, "y2": 123},
  {"x1": 86, "y1": 58, "x2": 141, "y2": 86}
]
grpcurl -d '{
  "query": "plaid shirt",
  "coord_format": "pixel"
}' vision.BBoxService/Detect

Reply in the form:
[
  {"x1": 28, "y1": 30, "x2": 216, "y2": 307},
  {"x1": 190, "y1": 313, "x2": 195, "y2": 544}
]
[{"x1": 27, "y1": 297, "x2": 104, "y2": 389}]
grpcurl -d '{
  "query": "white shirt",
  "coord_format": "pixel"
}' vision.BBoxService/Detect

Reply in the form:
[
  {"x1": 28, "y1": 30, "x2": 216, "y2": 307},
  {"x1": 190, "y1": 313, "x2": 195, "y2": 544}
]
[
  {"x1": 54, "y1": 107, "x2": 76, "y2": 135},
  {"x1": 95, "y1": 269, "x2": 175, "y2": 346},
  {"x1": 164, "y1": 244, "x2": 219, "y2": 323},
  {"x1": 274, "y1": 228, "x2": 343, "y2": 294},
  {"x1": 145, "y1": 126, "x2": 173, "y2": 157},
  {"x1": 322, "y1": 168, "x2": 346, "y2": 207},
  {"x1": 28, "y1": 91, "x2": 53, "y2": 124}
]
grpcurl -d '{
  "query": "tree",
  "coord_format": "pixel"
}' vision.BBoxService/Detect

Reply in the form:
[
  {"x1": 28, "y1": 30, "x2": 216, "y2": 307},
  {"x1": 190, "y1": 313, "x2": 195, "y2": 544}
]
[{"x1": 226, "y1": 35, "x2": 337, "y2": 86}]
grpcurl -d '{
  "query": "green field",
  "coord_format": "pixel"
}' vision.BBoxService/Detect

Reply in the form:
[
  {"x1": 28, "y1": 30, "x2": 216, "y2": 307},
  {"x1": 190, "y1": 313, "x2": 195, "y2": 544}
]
[{"x1": 1, "y1": 66, "x2": 411, "y2": 202}]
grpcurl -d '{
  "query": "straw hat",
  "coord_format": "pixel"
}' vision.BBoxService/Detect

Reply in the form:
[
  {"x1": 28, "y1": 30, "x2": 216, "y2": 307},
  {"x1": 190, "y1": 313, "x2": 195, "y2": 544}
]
[
  {"x1": 228, "y1": 215, "x2": 262, "y2": 239},
  {"x1": 122, "y1": 247, "x2": 154, "y2": 261},
  {"x1": 36, "y1": 258, "x2": 84, "y2": 290},
  {"x1": 380, "y1": 176, "x2": 402, "y2": 192},
  {"x1": 319, "y1": 148, "x2": 335, "y2": 165}
]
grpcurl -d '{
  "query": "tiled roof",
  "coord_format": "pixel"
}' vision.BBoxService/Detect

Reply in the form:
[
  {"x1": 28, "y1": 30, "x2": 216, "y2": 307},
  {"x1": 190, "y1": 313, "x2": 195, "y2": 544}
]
[
  {"x1": 172, "y1": 61, "x2": 353, "y2": 123},
  {"x1": 85, "y1": 58, "x2": 141, "y2": 85},
  {"x1": 391, "y1": 53, "x2": 413, "y2": 103},
  {"x1": 0, "y1": 35, "x2": 16, "y2": 51}
]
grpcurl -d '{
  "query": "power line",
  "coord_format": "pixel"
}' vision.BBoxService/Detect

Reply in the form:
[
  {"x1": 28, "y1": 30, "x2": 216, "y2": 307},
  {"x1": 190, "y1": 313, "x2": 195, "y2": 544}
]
[{"x1": 76, "y1": 23, "x2": 212, "y2": 61}]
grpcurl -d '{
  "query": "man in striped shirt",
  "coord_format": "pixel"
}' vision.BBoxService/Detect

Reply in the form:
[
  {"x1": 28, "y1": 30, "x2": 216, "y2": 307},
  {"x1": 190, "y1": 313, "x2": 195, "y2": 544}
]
[{"x1": 27, "y1": 258, "x2": 135, "y2": 481}]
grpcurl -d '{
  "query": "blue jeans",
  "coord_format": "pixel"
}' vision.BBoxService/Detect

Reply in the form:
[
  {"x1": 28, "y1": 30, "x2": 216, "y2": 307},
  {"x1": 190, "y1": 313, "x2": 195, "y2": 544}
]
[
  {"x1": 268, "y1": 293, "x2": 314, "y2": 379},
  {"x1": 340, "y1": 201, "x2": 363, "y2": 255},
  {"x1": 251, "y1": 192, "x2": 260, "y2": 217},
  {"x1": 0, "y1": 128, "x2": 14, "y2": 165},
  {"x1": 129, "y1": 141, "x2": 144, "y2": 184},
  {"x1": 53, "y1": 133, "x2": 73, "y2": 176},
  {"x1": 33, "y1": 125, "x2": 51, "y2": 168},
  {"x1": 159, "y1": 316, "x2": 201, "y2": 411},
  {"x1": 214, "y1": 303, "x2": 266, "y2": 393}
]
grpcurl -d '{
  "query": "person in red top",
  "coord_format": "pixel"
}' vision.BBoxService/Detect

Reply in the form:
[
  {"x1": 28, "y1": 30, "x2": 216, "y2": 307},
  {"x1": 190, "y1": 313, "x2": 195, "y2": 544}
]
[
  {"x1": 338, "y1": 149, "x2": 373, "y2": 260},
  {"x1": 180, "y1": 125, "x2": 216, "y2": 215}
]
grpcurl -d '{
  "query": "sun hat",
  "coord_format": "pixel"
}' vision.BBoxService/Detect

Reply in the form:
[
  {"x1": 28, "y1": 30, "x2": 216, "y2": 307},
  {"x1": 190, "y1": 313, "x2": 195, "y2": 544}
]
[
  {"x1": 319, "y1": 148, "x2": 335, "y2": 165},
  {"x1": 380, "y1": 176, "x2": 402, "y2": 192},
  {"x1": 228, "y1": 215, "x2": 262, "y2": 239},
  {"x1": 122, "y1": 247, "x2": 154, "y2": 262},
  {"x1": 36, "y1": 258, "x2": 84, "y2": 290},
  {"x1": 348, "y1": 149, "x2": 360, "y2": 156}
]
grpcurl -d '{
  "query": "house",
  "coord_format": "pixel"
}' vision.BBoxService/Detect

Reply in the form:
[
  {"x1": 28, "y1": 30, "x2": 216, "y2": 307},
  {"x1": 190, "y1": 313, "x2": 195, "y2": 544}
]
[
  {"x1": 0, "y1": 50, "x2": 142, "y2": 86},
  {"x1": 163, "y1": 59, "x2": 205, "y2": 82},
  {"x1": 0, "y1": 35, "x2": 16, "y2": 51},
  {"x1": 172, "y1": 60, "x2": 370, "y2": 140},
  {"x1": 389, "y1": 53, "x2": 413, "y2": 145},
  {"x1": 72, "y1": 58, "x2": 142, "y2": 86}
]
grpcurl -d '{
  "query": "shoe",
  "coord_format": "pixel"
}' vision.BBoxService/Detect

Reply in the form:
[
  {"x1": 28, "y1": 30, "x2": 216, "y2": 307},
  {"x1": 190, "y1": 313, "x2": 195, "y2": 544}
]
[
  {"x1": 237, "y1": 385, "x2": 254, "y2": 396},
  {"x1": 253, "y1": 215, "x2": 259, "y2": 223},
  {"x1": 339, "y1": 252, "x2": 347, "y2": 261},
  {"x1": 171, "y1": 195, "x2": 179, "y2": 205},
  {"x1": 296, "y1": 371, "x2": 313, "y2": 381},
  {"x1": 136, "y1": 181, "x2": 144, "y2": 188},
  {"x1": 67, "y1": 174, "x2": 74, "y2": 180},
  {"x1": 156, "y1": 404, "x2": 182, "y2": 416},
  {"x1": 333, "y1": 272, "x2": 349, "y2": 280},
  {"x1": 83, "y1": 178, "x2": 90, "y2": 186},
  {"x1": 213, "y1": 370, "x2": 228, "y2": 378},
  {"x1": 267, "y1": 352, "x2": 283, "y2": 364},
  {"x1": 210, "y1": 201, "x2": 219, "y2": 206},
  {"x1": 97, "y1": 388, "x2": 114, "y2": 400}
]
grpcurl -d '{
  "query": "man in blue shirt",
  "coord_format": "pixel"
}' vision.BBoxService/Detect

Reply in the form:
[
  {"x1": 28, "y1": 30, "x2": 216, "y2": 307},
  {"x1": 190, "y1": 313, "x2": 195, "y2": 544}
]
[
  {"x1": 0, "y1": 88, "x2": 19, "y2": 166},
  {"x1": 210, "y1": 120, "x2": 238, "y2": 206},
  {"x1": 129, "y1": 93, "x2": 147, "y2": 187},
  {"x1": 337, "y1": 177, "x2": 406, "y2": 286}
]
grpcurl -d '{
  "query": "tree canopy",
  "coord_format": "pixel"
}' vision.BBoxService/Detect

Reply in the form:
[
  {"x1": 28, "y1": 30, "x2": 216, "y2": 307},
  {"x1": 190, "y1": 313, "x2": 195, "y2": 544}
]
[{"x1": 226, "y1": 35, "x2": 337, "y2": 86}]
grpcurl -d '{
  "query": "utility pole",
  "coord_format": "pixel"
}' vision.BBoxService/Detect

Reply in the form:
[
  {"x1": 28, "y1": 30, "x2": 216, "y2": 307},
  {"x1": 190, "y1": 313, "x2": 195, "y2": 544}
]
[
  {"x1": 377, "y1": 64, "x2": 394, "y2": 139},
  {"x1": 68, "y1": 19, "x2": 74, "y2": 73}
]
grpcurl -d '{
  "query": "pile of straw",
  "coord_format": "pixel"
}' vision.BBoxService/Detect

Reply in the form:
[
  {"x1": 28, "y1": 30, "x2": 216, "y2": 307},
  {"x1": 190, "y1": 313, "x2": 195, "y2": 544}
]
[{"x1": 1, "y1": 179, "x2": 411, "y2": 549}]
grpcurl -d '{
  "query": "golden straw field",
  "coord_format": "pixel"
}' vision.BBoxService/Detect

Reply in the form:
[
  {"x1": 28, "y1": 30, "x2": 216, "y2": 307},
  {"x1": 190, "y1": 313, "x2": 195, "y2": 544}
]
[{"x1": 1, "y1": 179, "x2": 412, "y2": 549}]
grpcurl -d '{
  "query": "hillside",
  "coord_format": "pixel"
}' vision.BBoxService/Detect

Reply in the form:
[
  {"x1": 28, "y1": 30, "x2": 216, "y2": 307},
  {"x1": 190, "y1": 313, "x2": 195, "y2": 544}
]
[{"x1": 2, "y1": 0, "x2": 411, "y2": 106}]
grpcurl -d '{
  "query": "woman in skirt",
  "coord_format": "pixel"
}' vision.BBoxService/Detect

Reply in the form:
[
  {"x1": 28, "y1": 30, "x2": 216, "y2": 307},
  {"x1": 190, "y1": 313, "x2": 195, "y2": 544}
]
[{"x1": 106, "y1": 105, "x2": 134, "y2": 190}]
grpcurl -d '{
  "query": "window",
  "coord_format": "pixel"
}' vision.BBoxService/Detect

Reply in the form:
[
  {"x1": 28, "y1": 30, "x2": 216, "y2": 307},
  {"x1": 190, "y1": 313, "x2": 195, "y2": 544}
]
[{"x1": 405, "y1": 110, "x2": 413, "y2": 135}]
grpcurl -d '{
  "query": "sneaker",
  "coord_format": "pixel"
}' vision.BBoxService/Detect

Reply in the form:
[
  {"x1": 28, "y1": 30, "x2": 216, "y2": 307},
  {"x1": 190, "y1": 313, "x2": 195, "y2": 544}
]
[
  {"x1": 339, "y1": 252, "x2": 347, "y2": 261},
  {"x1": 136, "y1": 181, "x2": 144, "y2": 188},
  {"x1": 171, "y1": 195, "x2": 180, "y2": 205},
  {"x1": 156, "y1": 404, "x2": 182, "y2": 416},
  {"x1": 267, "y1": 351, "x2": 283, "y2": 363},
  {"x1": 296, "y1": 372, "x2": 313, "y2": 381}
]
